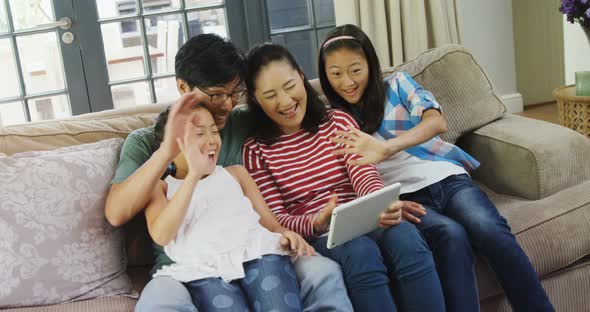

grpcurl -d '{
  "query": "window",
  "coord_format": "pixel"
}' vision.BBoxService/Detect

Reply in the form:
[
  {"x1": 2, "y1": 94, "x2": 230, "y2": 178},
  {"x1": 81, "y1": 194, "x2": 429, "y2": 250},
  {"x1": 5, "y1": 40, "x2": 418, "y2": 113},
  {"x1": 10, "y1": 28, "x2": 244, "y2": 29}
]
[{"x1": 266, "y1": 0, "x2": 335, "y2": 78}]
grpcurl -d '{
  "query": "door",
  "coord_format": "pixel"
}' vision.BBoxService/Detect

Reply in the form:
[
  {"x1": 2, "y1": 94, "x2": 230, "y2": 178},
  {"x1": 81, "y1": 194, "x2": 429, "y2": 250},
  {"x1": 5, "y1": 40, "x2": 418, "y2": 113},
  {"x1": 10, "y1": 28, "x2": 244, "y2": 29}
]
[{"x1": 0, "y1": 0, "x2": 90, "y2": 125}]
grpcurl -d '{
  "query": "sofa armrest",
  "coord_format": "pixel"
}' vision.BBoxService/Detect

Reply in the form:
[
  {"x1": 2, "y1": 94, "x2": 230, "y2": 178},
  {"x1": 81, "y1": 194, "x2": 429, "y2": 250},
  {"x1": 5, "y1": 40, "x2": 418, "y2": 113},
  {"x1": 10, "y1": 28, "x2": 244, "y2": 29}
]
[{"x1": 459, "y1": 114, "x2": 590, "y2": 200}]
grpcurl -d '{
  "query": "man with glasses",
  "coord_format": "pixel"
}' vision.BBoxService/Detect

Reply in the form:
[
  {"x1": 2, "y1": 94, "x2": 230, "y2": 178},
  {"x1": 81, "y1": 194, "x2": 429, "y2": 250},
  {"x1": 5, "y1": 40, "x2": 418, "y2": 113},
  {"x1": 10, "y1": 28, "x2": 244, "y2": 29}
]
[{"x1": 105, "y1": 33, "x2": 352, "y2": 312}]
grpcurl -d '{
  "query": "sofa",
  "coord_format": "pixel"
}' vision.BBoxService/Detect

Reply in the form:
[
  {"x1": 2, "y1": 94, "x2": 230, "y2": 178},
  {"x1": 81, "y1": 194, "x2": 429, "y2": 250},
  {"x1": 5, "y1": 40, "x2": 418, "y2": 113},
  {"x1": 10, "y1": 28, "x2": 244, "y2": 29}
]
[{"x1": 1, "y1": 44, "x2": 589, "y2": 312}]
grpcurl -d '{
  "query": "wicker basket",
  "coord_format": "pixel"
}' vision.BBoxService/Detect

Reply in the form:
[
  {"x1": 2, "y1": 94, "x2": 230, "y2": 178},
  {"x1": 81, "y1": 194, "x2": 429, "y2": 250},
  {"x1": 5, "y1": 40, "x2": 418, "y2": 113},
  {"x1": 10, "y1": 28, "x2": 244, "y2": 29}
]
[{"x1": 553, "y1": 85, "x2": 590, "y2": 137}]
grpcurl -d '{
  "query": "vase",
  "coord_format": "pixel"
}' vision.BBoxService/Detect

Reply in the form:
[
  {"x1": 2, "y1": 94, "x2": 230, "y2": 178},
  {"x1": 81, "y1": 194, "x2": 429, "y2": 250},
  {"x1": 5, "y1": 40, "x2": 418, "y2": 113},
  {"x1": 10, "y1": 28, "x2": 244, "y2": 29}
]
[{"x1": 576, "y1": 26, "x2": 590, "y2": 96}]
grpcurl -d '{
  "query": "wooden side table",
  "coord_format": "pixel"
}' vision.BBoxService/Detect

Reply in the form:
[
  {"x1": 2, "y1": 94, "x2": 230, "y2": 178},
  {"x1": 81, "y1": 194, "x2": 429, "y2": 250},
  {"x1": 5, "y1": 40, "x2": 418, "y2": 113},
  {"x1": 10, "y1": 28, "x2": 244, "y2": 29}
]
[{"x1": 553, "y1": 85, "x2": 590, "y2": 137}]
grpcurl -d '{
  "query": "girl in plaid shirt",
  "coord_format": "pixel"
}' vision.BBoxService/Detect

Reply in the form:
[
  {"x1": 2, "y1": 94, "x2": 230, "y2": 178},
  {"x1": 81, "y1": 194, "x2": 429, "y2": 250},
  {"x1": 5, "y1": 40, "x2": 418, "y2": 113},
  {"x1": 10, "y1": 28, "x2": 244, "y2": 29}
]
[{"x1": 318, "y1": 24, "x2": 554, "y2": 312}]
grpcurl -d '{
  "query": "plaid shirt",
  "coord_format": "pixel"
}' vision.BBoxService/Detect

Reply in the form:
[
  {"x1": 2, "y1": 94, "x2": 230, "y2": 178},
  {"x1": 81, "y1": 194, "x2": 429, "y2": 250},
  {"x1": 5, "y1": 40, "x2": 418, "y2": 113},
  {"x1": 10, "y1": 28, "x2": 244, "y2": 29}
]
[{"x1": 377, "y1": 72, "x2": 480, "y2": 172}]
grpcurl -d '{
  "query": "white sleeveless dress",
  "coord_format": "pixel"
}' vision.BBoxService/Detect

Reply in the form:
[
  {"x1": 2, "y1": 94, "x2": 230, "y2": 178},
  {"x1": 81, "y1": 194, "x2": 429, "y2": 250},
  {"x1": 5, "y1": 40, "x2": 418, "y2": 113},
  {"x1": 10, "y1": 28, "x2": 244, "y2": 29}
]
[{"x1": 153, "y1": 166, "x2": 287, "y2": 282}]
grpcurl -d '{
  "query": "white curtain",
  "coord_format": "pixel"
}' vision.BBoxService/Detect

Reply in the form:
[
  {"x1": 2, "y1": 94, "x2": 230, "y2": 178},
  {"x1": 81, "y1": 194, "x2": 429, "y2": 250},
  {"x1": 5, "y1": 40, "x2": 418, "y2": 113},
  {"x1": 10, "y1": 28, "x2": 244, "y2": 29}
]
[{"x1": 334, "y1": 0, "x2": 463, "y2": 67}]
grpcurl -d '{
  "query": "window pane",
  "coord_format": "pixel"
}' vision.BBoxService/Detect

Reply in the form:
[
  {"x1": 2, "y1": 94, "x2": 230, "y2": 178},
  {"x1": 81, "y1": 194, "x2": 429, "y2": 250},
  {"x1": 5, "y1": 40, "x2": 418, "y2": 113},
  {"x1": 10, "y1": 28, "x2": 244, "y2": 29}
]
[
  {"x1": 272, "y1": 31, "x2": 316, "y2": 77},
  {"x1": 187, "y1": 8, "x2": 227, "y2": 38},
  {"x1": 0, "y1": 1, "x2": 8, "y2": 33},
  {"x1": 16, "y1": 32, "x2": 66, "y2": 95},
  {"x1": 154, "y1": 77, "x2": 179, "y2": 103},
  {"x1": 0, "y1": 101, "x2": 26, "y2": 126},
  {"x1": 8, "y1": 0, "x2": 53, "y2": 31},
  {"x1": 28, "y1": 94, "x2": 70, "y2": 122},
  {"x1": 267, "y1": 0, "x2": 310, "y2": 31},
  {"x1": 96, "y1": 0, "x2": 137, "y2": 19},
  {"x1": 314, "y1": 0, "x2": 334, "y2": 26},
  {"x1": 142, "y1": 0, "x2": 181, "y2": 13},
  {"x1": 111, "y1": 81, "x2": 151, "y2": 108},
  {"x1": 316, "y1": 27, "x2": 331, "y2": 49},
  {"x1": 146, "y1": 14, "x2": 185, "y2": 75},
  {"x1": 101, "y1": 20, "x2": 147, "y2": 82},
  {"x1": 185, "y1": 0, "x2": 223, "y2": 8},
  {"x1": 0, "y1": 39, "x2": 21, "y2": 99}
]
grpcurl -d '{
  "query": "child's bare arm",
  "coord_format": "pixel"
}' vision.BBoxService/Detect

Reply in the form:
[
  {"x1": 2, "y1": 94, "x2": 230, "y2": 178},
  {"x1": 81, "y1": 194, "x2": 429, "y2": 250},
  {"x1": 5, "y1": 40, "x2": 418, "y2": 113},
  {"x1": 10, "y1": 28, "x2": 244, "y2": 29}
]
[
  {"x1": 145, "y1": 178, "x2": 199, "y2": 246},
  {"x1": 227, "y1": 165, "x2": 316, "y2": 256}
]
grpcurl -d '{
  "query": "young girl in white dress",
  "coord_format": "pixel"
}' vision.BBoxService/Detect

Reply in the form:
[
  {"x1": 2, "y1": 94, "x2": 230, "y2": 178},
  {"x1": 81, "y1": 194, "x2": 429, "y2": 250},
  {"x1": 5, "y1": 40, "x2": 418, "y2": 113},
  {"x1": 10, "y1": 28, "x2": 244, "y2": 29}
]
[{"x1": 144, "y1": 103, "x2": 314, "y2": 312}]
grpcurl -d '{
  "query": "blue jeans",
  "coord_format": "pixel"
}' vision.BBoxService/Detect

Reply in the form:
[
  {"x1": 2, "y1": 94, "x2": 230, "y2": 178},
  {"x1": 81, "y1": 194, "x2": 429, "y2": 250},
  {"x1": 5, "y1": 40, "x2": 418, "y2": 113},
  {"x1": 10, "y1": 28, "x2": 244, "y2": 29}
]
[
  {"x1": 400, "y1": 174, "x2": 554, "y2": 312},
  {"x1": 135, "y1": 254, "x2": 353, "y2": 312},
  {"x1": 311, "y1": 221, "x2": 445, "y2": 312},
  {"x1": 184, "y1": 255, "x2": 301, "y2": 312}
]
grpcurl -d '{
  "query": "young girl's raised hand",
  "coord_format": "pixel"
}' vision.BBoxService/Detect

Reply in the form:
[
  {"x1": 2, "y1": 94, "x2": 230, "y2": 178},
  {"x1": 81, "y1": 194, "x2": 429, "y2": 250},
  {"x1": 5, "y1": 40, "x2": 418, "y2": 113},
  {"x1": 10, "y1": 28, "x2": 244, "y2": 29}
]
[{"x1": 176, "y1": 112, "x2": 214, "y2": 180}]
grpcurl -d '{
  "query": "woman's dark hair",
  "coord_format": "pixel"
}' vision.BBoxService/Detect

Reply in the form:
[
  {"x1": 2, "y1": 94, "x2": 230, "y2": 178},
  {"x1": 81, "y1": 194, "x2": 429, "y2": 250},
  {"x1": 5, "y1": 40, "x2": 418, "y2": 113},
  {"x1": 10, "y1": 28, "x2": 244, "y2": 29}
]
[
  {"x1": 318, "y1": 24, "x2": 385, "y2": 134},
  {"x1": 175, "y1": 33, "x2": 246, "y2": 88},
  {"x1": 245, "y1": 42, "x2": 327, "y2": 143}
]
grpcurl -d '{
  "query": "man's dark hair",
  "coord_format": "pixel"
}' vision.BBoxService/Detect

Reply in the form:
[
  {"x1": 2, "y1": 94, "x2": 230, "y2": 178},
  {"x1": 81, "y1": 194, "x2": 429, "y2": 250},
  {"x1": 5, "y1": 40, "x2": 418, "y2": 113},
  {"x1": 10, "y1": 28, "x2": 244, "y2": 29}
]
[
  {"x1": 175, "y1": 33, "x2": 246, "y2": 88},
  {"x1": 245, "y1": 42, "x2": 327, "y2": 144},
  {"x1": 318, "y1": 24, "x2": 385, "y2": 134}
]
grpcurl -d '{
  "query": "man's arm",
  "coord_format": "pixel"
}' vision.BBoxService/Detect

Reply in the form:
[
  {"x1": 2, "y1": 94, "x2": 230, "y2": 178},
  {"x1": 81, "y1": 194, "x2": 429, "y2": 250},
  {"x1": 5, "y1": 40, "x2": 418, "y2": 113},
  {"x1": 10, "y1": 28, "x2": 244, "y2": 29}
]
[
  {"x1": 105, "y1": 147, "x2": 174, "y2": 227},
  {"x1": 105, "y1": 92, "x2": 207, "y2": 227}
]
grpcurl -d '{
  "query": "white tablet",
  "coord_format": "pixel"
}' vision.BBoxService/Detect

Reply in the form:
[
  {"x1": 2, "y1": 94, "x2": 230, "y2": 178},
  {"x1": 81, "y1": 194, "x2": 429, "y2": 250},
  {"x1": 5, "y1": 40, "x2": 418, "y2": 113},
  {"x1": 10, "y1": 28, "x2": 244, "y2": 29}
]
[{"x1": 326, "y1": 182, "x2": 402, "y2": 249}]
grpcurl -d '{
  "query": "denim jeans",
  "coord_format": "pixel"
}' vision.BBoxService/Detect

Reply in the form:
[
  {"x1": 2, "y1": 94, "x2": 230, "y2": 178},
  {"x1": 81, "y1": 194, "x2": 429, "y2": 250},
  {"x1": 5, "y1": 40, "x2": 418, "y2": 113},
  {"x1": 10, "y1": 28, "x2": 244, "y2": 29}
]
[
  {"x1": 135, "y1": 254, "x2": 353, "y2": 312},
  {"x1": 184, "y1": 255, "x2": 301, "y2": 312},
  {"x1": 400, "y1": 174, "x2": 554, "y2": 312},
  {"x1": 311, "y1": 221, "x2": 445, "y2": 312}
]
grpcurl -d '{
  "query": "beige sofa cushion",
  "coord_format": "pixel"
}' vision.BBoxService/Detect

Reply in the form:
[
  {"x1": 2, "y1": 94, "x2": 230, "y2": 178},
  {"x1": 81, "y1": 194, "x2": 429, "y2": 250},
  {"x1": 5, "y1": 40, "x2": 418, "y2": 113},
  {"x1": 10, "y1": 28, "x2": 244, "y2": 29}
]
[
  {"x1": 387, "y1": 44, "x2": 506, "y2": 144},
  {"x1": 462, "y1": 114, "x2": 590, "y2": 200},
  {"x1": 0, "y1": 139, "x2": 134, "y2": 308},
  {"x1": 0, "y1": 104, "x2": 165, "y2": 274}
]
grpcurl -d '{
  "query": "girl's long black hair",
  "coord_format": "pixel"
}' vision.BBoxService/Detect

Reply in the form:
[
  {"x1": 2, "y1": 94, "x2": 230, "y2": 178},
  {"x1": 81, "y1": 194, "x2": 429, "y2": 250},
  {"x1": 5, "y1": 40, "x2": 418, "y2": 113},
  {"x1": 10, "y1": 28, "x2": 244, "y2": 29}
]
[{"x1": 318, "y1": 24, "x2": 385, "y2": 134}]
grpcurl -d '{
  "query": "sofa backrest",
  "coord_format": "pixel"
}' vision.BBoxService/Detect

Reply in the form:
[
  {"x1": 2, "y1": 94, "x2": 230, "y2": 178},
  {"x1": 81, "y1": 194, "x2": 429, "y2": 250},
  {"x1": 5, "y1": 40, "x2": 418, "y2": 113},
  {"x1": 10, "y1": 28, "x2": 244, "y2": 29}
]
[
  {"x1": 0, "y1": 44, "x2": 507, "y2": 270},
  {"x1": 310, "y1": 44, "x2": 506, "y2": 144},
  {"x1": 0, "y1": 103, "x2": 167, "y2": 269}
]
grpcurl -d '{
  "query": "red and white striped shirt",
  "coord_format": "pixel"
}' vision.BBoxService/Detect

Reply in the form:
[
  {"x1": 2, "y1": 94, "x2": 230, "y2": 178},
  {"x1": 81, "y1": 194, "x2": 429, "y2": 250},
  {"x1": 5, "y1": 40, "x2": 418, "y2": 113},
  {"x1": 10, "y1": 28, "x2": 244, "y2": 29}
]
[{"x1": 243, "y1": 110, "x2": 384, "y2": 239}]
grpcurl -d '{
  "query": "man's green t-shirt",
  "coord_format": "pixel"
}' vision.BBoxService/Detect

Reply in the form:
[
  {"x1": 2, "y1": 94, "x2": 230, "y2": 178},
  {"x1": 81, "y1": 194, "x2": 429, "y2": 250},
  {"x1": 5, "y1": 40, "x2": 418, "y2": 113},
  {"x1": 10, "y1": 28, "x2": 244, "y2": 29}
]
[{"x1": 111, "y1": 106, "x2": 252, "y2": 276}]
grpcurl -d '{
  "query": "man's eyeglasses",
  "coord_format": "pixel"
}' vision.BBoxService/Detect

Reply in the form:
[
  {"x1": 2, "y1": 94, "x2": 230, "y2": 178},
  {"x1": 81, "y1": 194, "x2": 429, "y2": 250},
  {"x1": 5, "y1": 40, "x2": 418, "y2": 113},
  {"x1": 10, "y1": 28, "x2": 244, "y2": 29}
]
[{"x1": 196, "y1": 85, "x2": 246, "y2": 105}]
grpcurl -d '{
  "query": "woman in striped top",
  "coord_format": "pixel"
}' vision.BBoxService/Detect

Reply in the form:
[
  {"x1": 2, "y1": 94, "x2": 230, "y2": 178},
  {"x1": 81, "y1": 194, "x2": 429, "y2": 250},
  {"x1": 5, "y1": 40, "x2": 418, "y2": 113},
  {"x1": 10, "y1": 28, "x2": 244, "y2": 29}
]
[{"x1": 242, "y1": 42, "x2": 445, "y2": 312}]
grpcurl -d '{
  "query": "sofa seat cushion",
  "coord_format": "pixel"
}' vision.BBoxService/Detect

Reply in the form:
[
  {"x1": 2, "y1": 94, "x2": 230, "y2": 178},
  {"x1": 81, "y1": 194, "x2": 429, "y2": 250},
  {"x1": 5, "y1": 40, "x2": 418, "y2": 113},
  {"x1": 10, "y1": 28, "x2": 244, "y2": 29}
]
[
  {"x1": 0, "y1": 139, "x2": 135, "y2": 308},
  {"x1": 0, "y1": 296, "x2": 136, "y2": 312},
  {"x1": 475, "y1": 181, "x2": 590, "y2": 299}
]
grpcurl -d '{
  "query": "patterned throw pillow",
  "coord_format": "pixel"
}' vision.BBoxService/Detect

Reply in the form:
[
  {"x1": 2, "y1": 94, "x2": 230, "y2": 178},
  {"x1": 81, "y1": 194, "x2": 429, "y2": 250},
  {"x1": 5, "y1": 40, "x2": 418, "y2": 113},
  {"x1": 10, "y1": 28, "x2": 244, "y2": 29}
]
[{"x1": 0, "y1": 138, "x2": 134, "y2": 308}]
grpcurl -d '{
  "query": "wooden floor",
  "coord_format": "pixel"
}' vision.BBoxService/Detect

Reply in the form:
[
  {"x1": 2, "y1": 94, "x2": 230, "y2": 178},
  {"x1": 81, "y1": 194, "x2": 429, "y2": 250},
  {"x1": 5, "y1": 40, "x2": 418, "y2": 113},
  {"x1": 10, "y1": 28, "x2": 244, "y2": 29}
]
[{"x1": 516, "y1": 102, "x2": 559, "y2": 124}]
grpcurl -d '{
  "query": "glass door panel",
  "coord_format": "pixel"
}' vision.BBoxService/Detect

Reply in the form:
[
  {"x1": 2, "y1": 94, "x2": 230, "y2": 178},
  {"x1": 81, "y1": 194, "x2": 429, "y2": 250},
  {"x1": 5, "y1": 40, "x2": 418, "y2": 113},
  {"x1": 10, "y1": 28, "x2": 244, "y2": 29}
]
[
  {"x1": 92, "y1": 0, "x2": 232, "y2": 107},
  {"x1": 0, "y1": 0, "x2": 89, "y2": 125}
]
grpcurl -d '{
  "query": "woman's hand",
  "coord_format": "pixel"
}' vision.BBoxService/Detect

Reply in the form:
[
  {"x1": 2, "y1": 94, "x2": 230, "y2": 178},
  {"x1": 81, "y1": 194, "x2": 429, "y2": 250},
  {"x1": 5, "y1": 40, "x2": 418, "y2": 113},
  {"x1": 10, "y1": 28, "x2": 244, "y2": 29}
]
[
  {"x1": 176, "y1": 113, "x2": 210, "y2": 180},
  {"x1": 280, "y1": 230, "x2": 316, "y2": 256},
  {"x1": 330, "y1": 126, "x2": 398, "y2": 165},
  {"x1": 378, "y1": 200, "x2": 404, "y2": 228},
  {"x1": 312, "y1": 195, "x2": 338, "y2": 234}
]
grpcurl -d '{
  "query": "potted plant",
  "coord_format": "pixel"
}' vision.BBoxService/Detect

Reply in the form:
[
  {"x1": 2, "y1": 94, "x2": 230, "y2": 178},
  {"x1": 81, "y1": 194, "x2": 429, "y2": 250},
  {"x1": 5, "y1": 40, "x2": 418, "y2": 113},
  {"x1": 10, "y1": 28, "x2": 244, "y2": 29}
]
[{"x1": 560, "y1": 0, "x2": 590, "y2": 41}]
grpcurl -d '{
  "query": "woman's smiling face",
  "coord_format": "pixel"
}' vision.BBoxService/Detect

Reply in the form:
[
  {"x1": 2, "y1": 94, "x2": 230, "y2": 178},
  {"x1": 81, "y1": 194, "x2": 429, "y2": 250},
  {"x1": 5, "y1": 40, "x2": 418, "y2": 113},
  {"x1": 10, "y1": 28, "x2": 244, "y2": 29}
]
[{"x1": 253, "y1": 60, "x2": 308, "y2": 135}]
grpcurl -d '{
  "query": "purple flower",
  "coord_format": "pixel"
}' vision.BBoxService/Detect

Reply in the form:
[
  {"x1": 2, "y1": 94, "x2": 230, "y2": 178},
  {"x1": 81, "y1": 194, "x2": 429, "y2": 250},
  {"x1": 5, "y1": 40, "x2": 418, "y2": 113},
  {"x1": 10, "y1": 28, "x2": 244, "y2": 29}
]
[{"x1": 560, "y1": 0, "x2": 590, "y2": 25}]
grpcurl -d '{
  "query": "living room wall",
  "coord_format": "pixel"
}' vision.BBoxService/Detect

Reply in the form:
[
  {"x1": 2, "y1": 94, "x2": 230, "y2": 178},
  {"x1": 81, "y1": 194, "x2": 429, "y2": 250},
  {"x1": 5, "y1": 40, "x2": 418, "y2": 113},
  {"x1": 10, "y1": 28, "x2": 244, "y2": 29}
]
[{"x1": 460, "y1": 0, "x2": 522, "y2": 112}]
